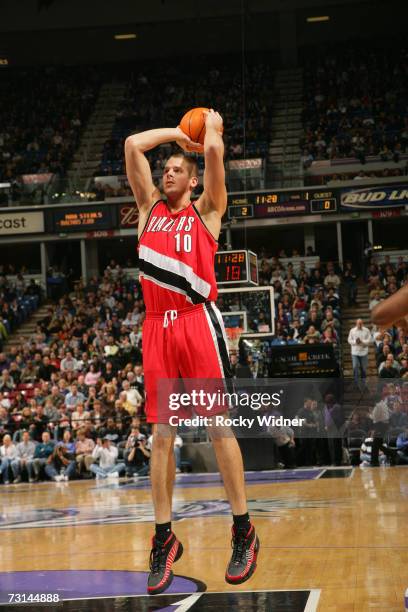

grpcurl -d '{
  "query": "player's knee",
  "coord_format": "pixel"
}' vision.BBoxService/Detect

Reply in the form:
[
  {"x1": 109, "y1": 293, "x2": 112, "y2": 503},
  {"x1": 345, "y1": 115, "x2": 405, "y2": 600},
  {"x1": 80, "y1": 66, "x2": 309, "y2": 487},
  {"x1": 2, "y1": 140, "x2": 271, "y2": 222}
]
[
  {"x1": 207, "y1": 419, "x2": 235, "y2": 440},
  {"x1": 152, "y1": 425, "x2": 176, "y2": 449}
]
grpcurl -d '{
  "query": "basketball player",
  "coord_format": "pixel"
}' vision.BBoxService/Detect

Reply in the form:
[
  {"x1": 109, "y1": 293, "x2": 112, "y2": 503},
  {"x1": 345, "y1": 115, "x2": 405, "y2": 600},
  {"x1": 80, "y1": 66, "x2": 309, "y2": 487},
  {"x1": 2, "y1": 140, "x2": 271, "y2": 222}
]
[{"x1": 125, "y1": 110, "x2": 259, "y2": 594}]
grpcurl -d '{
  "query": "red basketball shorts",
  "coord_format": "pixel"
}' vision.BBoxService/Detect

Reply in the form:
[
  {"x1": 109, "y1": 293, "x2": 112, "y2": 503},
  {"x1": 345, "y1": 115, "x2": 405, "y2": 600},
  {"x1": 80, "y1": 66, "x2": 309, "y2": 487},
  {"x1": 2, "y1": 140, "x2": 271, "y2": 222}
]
[{"x1": 142, "y1": 302, "x2": 232, "y2": 423}]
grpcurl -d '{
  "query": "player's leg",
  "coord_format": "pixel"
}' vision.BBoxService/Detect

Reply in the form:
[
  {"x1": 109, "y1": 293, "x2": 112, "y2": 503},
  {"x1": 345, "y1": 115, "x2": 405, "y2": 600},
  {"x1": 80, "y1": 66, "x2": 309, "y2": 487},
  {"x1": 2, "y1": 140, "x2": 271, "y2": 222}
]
[
  {"x1": 147, "y1": 425, "x2": 184, "y2": 595},
  {"x1": 207, "y1": 420, "x2": 260, "y2": 583},
  {"x1": 178, "y1": 303, "x2": 260, "y2": 584},
  {"x1": 143, "y1": 318, "x2": 183, "y2": 595},
  {"x1": 207, "y1": 423, "x2": 247, "y2": 514},
  {"x1": 150, "y1": 424, "x2": 176, "y2": 523}
]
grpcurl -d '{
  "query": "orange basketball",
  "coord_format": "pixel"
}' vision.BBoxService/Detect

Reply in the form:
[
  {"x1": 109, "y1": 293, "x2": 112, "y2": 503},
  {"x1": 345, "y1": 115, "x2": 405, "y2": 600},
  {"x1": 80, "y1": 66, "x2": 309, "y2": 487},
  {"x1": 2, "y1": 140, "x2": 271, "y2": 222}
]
[{"x1": 179, "y1": 107, "x2": 209, "y2": 145}]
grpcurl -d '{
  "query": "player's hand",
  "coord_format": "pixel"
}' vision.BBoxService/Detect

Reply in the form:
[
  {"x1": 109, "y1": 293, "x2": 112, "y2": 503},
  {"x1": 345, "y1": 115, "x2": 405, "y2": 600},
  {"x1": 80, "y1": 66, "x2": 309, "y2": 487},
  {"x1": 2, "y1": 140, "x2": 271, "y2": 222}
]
[
  {"x1": 203, "y1": 109, "x2": 224, "y2": 134},
  {"x1": 175, "y1": 127, "x2": 204, "y2": 153}
]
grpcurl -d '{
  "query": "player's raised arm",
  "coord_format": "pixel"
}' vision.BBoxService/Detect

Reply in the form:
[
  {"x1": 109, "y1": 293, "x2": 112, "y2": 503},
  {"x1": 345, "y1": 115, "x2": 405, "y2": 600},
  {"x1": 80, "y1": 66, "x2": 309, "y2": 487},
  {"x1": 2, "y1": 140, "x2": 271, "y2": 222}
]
[
  {"x1": 371, "y1": 283, "x2": 408, "y2": 330},
  {"x1": 125, "y1": 127, "x2": 202, "y2": 211},
  {"x1": 198, "y1": 110, "x2": 227, "y2": 217}
]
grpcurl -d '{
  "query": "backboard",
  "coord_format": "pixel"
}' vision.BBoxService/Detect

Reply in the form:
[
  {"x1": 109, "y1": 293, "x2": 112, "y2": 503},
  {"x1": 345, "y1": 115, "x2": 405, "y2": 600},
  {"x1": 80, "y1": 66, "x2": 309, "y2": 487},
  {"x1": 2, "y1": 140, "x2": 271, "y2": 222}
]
[{"x1": 217, "y1": 286, "x2": 275, "y2": 338}]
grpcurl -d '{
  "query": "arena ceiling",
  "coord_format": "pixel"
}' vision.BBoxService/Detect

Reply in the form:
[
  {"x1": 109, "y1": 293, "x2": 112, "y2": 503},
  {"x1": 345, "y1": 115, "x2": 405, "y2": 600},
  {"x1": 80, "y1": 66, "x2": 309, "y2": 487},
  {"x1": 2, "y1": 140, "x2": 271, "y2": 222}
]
[{"x1": 0, "y1": 0, "x2": 405, "y2": 65}]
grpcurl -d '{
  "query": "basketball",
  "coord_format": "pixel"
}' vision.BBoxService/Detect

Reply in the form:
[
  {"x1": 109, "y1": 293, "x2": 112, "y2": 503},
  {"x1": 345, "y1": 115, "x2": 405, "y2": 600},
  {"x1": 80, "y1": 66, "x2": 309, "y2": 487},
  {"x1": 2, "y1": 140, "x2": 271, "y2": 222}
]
[{"x1": 179, "y1": 107, "x2": 209, "y2": 145}]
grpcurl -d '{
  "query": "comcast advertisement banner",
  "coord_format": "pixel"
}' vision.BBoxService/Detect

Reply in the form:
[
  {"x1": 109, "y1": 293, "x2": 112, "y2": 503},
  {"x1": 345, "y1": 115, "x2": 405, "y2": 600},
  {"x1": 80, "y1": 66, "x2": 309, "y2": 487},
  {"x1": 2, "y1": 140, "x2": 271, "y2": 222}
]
[
  {"x1": 0, "y1": 211, "x2": 44, "y2": 234},
  {"x1": 340, "y1": 183, "x2": 408, "y2": 210}
]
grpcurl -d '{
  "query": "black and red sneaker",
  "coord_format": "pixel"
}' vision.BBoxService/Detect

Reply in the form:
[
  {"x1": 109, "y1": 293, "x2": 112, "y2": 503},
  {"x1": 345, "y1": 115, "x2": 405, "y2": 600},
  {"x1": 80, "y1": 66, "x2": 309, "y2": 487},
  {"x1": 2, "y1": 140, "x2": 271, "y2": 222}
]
[
  {"x1": 147, "y1": 532, "x2": 183, "y2": 595},
  {"x1": 225, "y1": 524, "x2": 260, "y2": 584}
]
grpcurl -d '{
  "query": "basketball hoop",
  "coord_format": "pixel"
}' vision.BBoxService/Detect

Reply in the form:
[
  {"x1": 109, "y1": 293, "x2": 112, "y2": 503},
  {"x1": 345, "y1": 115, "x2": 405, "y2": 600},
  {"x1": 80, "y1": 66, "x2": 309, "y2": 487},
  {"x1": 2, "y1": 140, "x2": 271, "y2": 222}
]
[{"x1": 225, "y1": 327, "x2": 243, "y2": 355}]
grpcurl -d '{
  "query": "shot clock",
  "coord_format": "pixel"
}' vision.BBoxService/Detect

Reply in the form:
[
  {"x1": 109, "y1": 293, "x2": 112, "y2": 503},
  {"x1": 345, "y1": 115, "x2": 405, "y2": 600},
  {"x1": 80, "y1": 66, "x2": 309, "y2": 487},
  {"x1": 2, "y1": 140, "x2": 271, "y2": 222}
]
[{"x1": 215, "y1": 250, "x2": 258, "y2": 286}]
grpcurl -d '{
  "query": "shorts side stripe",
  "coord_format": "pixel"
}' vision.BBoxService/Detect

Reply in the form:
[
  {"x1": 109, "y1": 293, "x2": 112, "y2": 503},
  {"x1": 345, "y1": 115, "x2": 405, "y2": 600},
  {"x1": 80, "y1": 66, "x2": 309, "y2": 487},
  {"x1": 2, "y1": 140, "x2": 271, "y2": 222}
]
[
  {"x1": 203, "y1": 304, "x2": 225, "y2": 378},
  {"x1": 204, "y1": 302, "x2": 233, "y2": 381}
]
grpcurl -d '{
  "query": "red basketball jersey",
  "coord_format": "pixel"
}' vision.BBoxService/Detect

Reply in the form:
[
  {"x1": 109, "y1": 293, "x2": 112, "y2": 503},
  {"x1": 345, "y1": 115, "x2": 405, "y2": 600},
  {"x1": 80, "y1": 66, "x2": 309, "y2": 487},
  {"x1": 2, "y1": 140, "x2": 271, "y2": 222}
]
[{"x1": 138, "y1": 200, "x2": 218, "y2": 312}]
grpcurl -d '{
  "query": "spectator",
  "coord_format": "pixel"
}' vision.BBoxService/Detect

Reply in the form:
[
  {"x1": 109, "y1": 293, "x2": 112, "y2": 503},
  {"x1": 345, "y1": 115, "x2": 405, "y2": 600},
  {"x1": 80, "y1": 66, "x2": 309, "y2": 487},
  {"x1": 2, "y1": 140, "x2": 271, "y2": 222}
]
[
  {"x1": 32, "y1": 404, "x2": 49, "y2": 441},
  {"x1": 323, "y1": 394, "x2": 345, "y2": 466},
  {"x1": 60, "y1": 351, "x2": 80, "y2": 373},
  {"x1": 64, "y1": 383, "x2": 86, "y2": 411},
  {"x1": 71, "y1": 402, "x2": 91, "y2": 430},
  {"x1": 268, "y1": 421, "x2": 296, "y2": 468},
  {"x1": 0, "y1": 370, "x2": 15, "y2": 392},
  {"x1": 9, "y1": 362, "x2": 21, "y2": 386},
  {"x1": 396, "y1": 428, "x2": 408, "y2": 465},
  {"x1": 360, "y1": 437, "x2": 387, "y2": 467},
  {"x1": 124, "y1": 426, "x2": 151, "y2": 477},
  {"x1": 343, "y1": 261, "x2": 358, "y2": 306},
  {"x1": 348, "y1": 319, "x2": 371, "y2": 390},
  {"x1": 38, "y1": 356, "x2": 58, "y2": 381},
  {"x1": 90, "y1": 437, "x2": 126, "y2": 479},
  {"x1": 295, "y1": 399, "x2": 319, "y2": 466},
  {"x1": 84, "y1": 364, "x2": 101, "y2": 386},
  {"x1": 379, "y1": 354, "x2": 399, "y2": 378},
  {"x1": 121, "y1": 379, "x2": 143, "y2": 416},
  {"x1": 11, "y1": 430, "x2": 37, "y2": 483},
  {"x1": 389, "y1": 402, "x2": 408, "y2": 428},
  {"x1": 321, "y1": 310, "x2": 340, "y2": 336},
  {"x1": 0, "y1": 434, "x2": 18, "y2": 484},
  {"x1": 75, "y1": 428, "x2": 95, "y2": 476},
  {"x1": 20, "y1": 360, "x2": 39, "y2": 383},
  {"x1": 31, "y1": 431, "x2": 55, "y2": 482},
  {"x1": 369, "y1": 395, "x2": 396, "y2": 467},
  {"x1": 324, "y1": 270, "x2": 341, "y2": 290},
  {"x1": 45, "y1": 430, "x2": 76, "y2": 482}
]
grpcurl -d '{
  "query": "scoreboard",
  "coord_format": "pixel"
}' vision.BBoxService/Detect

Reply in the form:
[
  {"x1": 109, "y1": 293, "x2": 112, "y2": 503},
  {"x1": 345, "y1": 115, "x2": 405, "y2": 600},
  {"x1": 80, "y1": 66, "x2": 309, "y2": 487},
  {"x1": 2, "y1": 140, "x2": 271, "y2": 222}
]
[{"x1": 227, "y1": 189, "x2": 338, "y2": 220}]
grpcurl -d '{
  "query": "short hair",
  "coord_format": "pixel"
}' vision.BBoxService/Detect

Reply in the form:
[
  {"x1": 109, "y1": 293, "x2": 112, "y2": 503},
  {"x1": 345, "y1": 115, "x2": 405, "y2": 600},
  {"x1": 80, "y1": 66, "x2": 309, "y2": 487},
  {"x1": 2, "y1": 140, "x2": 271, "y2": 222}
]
[{"x1": 168, "y1": 152, "x2": 198, "y2": 178}]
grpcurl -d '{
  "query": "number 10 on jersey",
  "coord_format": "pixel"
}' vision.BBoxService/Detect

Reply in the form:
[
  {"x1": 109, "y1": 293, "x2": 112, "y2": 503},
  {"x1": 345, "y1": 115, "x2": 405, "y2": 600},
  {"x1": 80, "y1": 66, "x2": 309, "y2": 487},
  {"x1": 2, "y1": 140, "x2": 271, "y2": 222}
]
[{"x1": 174, "y1": 233, "x2": 192, "y2": 253}]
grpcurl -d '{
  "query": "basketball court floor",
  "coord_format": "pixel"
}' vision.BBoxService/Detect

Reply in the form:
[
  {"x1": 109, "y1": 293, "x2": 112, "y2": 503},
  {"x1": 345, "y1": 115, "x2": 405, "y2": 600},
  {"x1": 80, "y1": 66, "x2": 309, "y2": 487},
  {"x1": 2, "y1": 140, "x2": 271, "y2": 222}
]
[{"x1": 0, "y1": 466, "x2": 407, "y2": 611}]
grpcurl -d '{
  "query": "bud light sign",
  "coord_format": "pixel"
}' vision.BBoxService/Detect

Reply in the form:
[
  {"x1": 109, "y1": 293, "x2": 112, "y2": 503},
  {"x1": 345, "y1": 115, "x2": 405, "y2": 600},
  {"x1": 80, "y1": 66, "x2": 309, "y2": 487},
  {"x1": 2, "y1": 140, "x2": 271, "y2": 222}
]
[{"x1": 340, "y1": 184, "x2": 408, "y2": 210}]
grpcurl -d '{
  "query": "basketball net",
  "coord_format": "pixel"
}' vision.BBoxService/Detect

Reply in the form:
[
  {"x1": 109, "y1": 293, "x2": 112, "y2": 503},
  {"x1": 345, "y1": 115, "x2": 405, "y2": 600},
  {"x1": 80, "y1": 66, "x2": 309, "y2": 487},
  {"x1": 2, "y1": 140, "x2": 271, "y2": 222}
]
[{"x1": 225, "y1": 327, "x2": 243, "y2": 355}]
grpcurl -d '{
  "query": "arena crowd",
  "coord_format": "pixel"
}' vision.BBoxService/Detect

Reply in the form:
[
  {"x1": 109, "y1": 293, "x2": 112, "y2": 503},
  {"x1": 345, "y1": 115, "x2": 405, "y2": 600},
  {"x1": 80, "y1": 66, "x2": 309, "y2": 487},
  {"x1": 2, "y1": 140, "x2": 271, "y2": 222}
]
[
  {"x1": 301, "y1": 42, "x2": 408, "y2": 167},
  {"x1": 0, "y1": 66, "x2": 101, "y2": 188},
  {"x1": 367, "y1": 255, "x2": 408, "y2": 378},
  {"x1": 1, "y1": 249, "x2": 408, "y2": 483}
]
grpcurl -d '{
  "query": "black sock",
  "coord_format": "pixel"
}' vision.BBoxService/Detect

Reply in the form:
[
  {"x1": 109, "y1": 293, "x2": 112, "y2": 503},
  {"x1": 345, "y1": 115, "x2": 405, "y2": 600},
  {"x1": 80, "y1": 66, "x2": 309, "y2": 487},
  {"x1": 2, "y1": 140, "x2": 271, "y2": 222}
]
[
  {"x1": 155, "y1": 522, "x2": 171, "y2": 543},
  {"x1": 233, "y1": 512, "x2": 251, "y2": 533}
]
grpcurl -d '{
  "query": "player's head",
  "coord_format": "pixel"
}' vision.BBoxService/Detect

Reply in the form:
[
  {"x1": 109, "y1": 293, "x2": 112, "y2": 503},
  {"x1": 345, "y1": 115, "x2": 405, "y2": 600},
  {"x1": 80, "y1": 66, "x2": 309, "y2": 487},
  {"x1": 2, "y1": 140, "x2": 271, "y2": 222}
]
[{"x1": 163, "y1": 152, "x2": 198, "y2": 199}]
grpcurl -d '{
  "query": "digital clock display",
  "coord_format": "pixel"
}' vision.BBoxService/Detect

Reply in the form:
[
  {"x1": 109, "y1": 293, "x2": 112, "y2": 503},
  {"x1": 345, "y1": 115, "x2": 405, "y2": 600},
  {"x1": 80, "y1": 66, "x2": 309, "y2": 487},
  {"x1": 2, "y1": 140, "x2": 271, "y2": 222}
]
[
  {"x1": 215, "y1": 250, "x2": 258, "y2": 286},
  {"x1": 227, "y1": 204, "x2": 254, "y2": 220},
  {"x1": 310, "y1": 198, "x2": 337, "y2": 213}
]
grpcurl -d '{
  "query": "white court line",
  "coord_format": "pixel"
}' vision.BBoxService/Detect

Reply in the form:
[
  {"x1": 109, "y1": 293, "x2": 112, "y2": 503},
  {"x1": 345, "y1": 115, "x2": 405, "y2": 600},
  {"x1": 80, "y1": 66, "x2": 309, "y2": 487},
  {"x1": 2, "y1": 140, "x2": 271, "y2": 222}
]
[
  {"x1": 314, "y1": 470, "x2": 325, "y2": 479},
  {"x1": 171, "y1": 593, "x2": 203, "y2": 610},
  {"x1": 304, "y1": 589, "x2": 321, "y2": 612},
  {"x1": 315, "y1": 466, "x2": 354, "y2": 479},
  {"x1": 59, "y1": 588, "x2": 321, "y2": 604}
]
